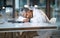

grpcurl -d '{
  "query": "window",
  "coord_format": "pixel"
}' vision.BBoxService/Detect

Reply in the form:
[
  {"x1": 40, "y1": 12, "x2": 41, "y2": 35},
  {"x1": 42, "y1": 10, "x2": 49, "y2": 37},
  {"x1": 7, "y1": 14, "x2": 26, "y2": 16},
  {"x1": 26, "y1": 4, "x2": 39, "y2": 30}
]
[
  {"x1": 50, "y1": 0, "x2": 60, "y2": 25},
  {"x1": 29, "y1": 0, "x2": 46, "y2": 6},
  {"x1": 0, "y1": 0, "x2": 14, "y2": 23}
]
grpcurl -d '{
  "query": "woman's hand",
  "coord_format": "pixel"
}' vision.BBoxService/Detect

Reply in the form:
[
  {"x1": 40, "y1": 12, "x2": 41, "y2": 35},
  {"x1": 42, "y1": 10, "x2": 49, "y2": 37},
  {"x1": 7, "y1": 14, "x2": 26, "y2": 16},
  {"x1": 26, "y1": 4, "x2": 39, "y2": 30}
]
[{"x1": 23, "y1": 18, "x2": 30, "y2": 22}]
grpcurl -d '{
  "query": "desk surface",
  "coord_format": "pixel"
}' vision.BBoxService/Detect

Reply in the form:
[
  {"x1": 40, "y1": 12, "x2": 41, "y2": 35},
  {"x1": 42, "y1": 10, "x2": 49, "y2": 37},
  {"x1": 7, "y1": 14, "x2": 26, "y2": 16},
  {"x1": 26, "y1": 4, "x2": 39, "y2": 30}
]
[{"x1": 0, "y1": 23, "x2": 57, "y2": 32}]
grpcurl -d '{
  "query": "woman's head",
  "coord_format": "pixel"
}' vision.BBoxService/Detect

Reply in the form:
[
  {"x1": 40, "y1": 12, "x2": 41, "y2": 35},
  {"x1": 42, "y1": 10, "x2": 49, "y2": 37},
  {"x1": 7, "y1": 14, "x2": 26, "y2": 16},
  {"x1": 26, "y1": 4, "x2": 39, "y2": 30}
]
[
  {"x1": 22, "y1": 8, "x2": 33, "y2": 19},
  {"x1": 26, "y1": 10, "x2": 33, "y2": 19}
]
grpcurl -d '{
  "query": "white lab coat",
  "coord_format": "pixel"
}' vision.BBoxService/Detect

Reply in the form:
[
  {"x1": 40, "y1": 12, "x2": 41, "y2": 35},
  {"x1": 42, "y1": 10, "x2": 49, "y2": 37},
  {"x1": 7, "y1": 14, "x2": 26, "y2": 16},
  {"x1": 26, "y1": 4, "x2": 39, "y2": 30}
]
[
  {"x1": 16, "y1": 8, "x2": 51, "y2": 38},
  {"x1": 16, "y1": 16, "x2": 26, "y2": 21},
  {"x1": 30, "y1": 8, "x2": 51, "y2": 38},
  {"x1": 30, "y1": 8, "x2": 49, "y2": 23},
  {"x1": 16, "y1": 8, "x2": 49, "y2": 23}
]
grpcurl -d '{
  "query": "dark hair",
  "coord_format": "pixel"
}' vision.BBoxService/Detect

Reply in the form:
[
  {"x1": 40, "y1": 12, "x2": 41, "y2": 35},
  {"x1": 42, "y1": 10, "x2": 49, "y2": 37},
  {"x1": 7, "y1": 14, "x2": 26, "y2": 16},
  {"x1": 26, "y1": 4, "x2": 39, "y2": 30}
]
[
  {"x1": 21, "y1": 8, "x2": 29, "y2": 12},
  {"x1": 30, "y1": 10, "x2": 33, "y2": 12}
]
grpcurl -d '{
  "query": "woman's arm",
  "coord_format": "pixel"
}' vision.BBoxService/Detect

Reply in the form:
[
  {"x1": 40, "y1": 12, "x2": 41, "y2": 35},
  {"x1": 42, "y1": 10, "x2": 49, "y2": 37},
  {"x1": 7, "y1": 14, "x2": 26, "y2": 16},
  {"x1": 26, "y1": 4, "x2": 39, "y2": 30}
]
[{"x1": 39, "y1": 10, "x2": 50, "y2": 23}]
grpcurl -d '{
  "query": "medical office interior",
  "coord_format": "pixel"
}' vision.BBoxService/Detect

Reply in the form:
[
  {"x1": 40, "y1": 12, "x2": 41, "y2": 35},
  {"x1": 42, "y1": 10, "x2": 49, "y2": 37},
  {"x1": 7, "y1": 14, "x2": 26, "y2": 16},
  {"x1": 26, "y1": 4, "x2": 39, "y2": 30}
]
[{"x1": 0, "y1": 0, "x2": 60, "y2": 38}]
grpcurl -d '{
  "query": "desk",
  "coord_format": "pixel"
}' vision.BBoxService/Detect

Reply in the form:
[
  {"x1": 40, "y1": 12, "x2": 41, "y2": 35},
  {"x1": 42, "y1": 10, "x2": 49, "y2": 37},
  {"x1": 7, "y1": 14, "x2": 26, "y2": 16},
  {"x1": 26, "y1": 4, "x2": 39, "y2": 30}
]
[
  {"x1": 0, "y1": 23, "x2": 57, "y2": 38},
  {"x1": 0, "y1": 23, "x2": 57, "y2": 32}
]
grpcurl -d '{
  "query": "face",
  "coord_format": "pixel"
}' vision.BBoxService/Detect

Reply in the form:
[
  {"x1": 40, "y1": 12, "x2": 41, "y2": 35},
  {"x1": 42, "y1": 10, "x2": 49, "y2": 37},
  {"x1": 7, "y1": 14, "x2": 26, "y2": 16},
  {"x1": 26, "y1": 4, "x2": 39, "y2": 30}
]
[{"x1": 23, "y1": 10, "x2": 33, "y2": 19}]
